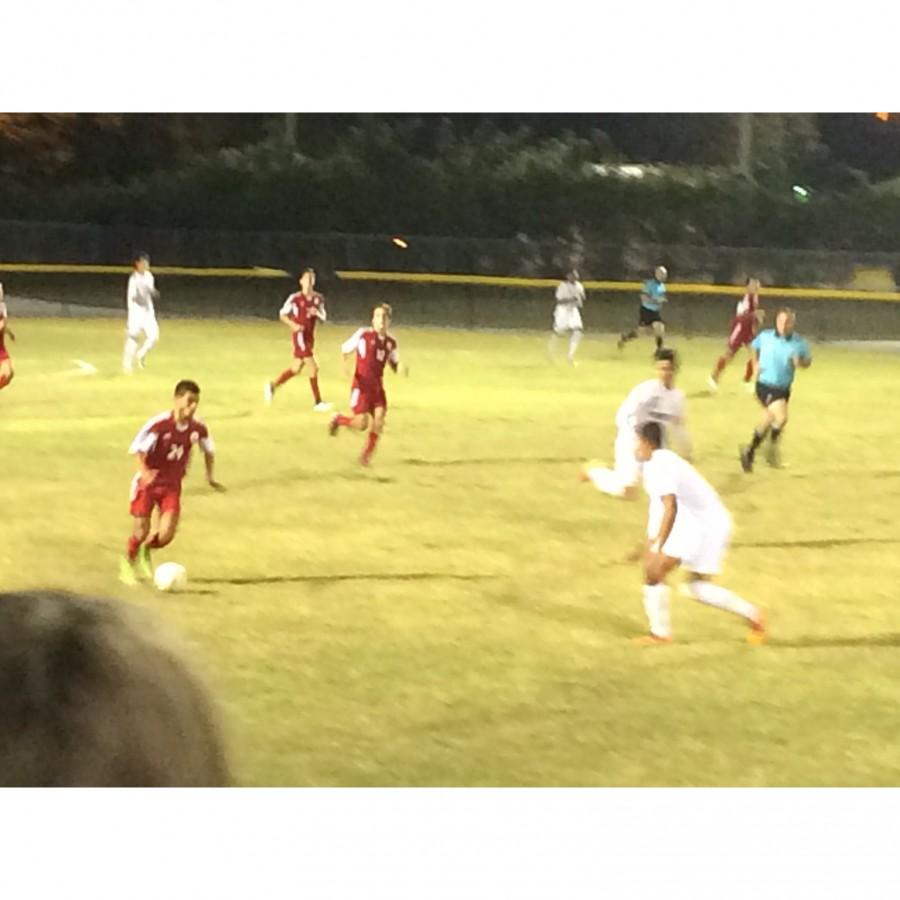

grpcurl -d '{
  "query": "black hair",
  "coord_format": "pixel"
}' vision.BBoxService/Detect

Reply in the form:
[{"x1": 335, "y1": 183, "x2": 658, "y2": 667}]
[
  {"x1": 638, "y1": 421, "x2": 664, "y2": 449},
  {"x1": 654, "y1": 347, "x2": 678, "y2": 367},
  {"x1": 174, "y1": 379, "x2": 201, "y2": 397},
  {"x1": 133, "y1": 252, "x2": 150, "y2": 264}
]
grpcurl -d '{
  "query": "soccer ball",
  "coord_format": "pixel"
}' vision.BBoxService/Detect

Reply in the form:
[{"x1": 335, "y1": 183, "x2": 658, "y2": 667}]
[{"x1": 153, "y1": 562, "x2": 188, "y2": 593}]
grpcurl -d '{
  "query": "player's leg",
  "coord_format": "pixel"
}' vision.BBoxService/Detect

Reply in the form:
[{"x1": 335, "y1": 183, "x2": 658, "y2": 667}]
[
  {"x1": 123, "y1": 316, "x2": 141, "y2": 373},
  {"x1": 121, "y1": 514, "x2": 152, "y2": 585},
  {"x1": 146, "y1": 508, "x2": 180, "y2": 551},
  {"x1": 709, "y1": 339, "x2": 738, "y2": 389},
  {"x1": 267, "y1": 357, "x2": 304, "y2": 402},
  {"x1": 635, "y1": 552, "x2": 680, "y2": 644},
  {"x1": 681, "y1": 573, "x2": 765, "y2": 642},
  {"x1": 742, "y1": 346, "x2": 755, "y2": 385},
  {"x1": 360, "y1": 406, "x2": 386, "y2": 466},
  {"x1": 136, "y1": 314, "x2": 160, "y2": 367},
  {"x1": 567, "y1": 328, "x2": 583, "y2": 364},
  {"x1": 740, "y1": 387, "x2": 777, "y2": 472},
  {"x1": 583, "y1": 431, "x2": 639, "y2": 499},
  {"x1": 0, "y1": 357, "x2": 13, "y2": 390},
  {"x1": 306, "y1": 355, "x2": 331, "y2": 410},
  {"x1": 651, "y1": 319, "x2": 665, "y2": 352},
  {"x1": 765, "y1": 397, "x2": 789, "y2": 467}
]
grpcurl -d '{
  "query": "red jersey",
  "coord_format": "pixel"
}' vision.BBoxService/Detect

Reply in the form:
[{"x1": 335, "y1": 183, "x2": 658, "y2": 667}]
[
  {"x1": 342, "y1": 327, "x2": 399, "y2": 385},
  {"x1": 734, "y1": 291, "x2": 760, "y2": 326},
  {"x1": 0, "y1": 299, "x2": 8, "y2": 354},
  {"x1": 129, "y1": 412, "x2": 214, "y2": 487},
  {"x1": 280, "y1": 291, "x2": 325, "y2": 337}
]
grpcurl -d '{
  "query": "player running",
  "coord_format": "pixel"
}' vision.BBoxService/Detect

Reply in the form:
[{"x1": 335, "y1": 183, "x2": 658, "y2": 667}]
[
  {"x1": 708, "y1": 277, "x2": 765, "y2": 391},
  {"x1": 120, "y1": 380, "x2": 225, "y2": 586},
  {"x1": 739, "y1": 307, "x2": 812, "y2": 472},
  {"x1": 630, "y1": 421, "x2": 766, "y2": 645},
  {"x1": 122, "y1": 252, "x2": 160, "y2": 373},
  {"x1": 328, "y1": 303, "x2": 407, "y2": 467},
  {"x1": 548, "y1": 269, "x2": 585, "y2": 366},
  {"x1": 582, "y1": 348, "x2": 691, "y2": 499},
  {"x1": 264, "y1": 267, "x2": 332, "y2": 411},
  {"x1": 0, "y1": 283, "x2": 15, "y2": 393},
  {"x1": 618, "y1": 265, "x2": 668, "y2": 353}
]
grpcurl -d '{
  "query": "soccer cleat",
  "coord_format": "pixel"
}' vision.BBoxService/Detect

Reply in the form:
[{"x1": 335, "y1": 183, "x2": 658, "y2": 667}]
[
  {"x1": 328, "y1": 414, "x2": 341, "y2": 437},
  {"x1": 313, "y1": 401, "x2": 333, "y2": 412},
  {"x1": 632, "y1": 633, "x2": 674, "y2": 646},
  {"x1": 707, "y1": 375, "x2": 719, "y2": 392},
  {"x1": 264, "y1": 382, "x2": 274, "y2": 404},
  {"x1": 119, "y1": 556, "x2": 139, "y2": 587},
  {"x1": 747, "y1": 611, "x2": 767, "y2": 646},
  {"x1": 739, "y1": 445, "x2": 753, "y2": 473},
  {"x1": 136, "y1": 544, "x2": 153, "y2": 581}
]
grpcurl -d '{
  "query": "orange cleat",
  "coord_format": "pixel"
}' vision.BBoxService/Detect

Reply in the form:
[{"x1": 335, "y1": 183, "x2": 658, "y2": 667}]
[
  {"x1": 631, "y1": 633, "x2": 674, "y2": 647},
  {"x1": 747, "y1": 611, "x2": 767, "y2": 646}
]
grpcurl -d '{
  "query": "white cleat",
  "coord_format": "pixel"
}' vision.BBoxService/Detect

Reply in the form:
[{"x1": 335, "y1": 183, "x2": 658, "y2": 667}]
[
  {"x1": 313, "y1": 401, "x2": 333, "y2": 412},
  {"x1": 707, "y1": 376, "x2": 718, "y2": 392},
  {"x1": 264, "y1": 382, "x2": 274, "y2": 404}
]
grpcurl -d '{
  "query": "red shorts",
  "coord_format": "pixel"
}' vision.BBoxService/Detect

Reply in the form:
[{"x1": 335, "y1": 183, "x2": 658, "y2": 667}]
[
  {"x1": 727, "y1": 318, "x2": 755, "y2": 353},
  {"x1": 292, "y1": 330, "x2": 315, "y2": 359},
  {"x1": 129, "y1": 477, "x2": 182, "y2": 518},
  {"x1": 350, "y1": 381, "x2": 387, "y2": 415}
]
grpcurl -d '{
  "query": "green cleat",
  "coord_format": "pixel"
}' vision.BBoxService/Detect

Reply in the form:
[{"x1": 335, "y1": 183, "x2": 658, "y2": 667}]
[
  {"x1": 119, "y1": 556, "x2": 139, "y2": 587},
  {"x1": 136, "y1": 544, "x2": 154, "y2": 581}
]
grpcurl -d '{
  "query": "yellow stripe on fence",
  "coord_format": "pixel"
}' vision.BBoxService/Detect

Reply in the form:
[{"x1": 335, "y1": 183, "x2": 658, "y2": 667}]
[
  {"x1": 0, "y1": 263, "x2": 290, "y2": 278},
  {"x1": 334, "y1": 269, "x2": 900, "y2": 302}
]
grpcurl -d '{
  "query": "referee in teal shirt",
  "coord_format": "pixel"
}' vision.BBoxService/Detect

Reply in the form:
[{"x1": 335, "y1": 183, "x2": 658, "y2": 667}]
[
  {"x1": 619, "y1": 265, "x2": 668, "y2": 353},
  {"x1": 740, "y1": 307, "x2": 812, "y2": 471}
]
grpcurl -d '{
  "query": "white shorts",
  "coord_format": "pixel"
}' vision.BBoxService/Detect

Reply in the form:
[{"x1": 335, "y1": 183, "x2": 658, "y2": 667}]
[
  {"x1": 127, "y1": 306, "x2": 159, "y2": 341},
  {"x1": 656, "y1": 511, "x2": 732, "y2": 575},
  {"x1": 553, "y1": 305, "x2": 583, "y2": 334},
  {"x1": 614, "y1": 429, "x2": 641, "y2": 488}
]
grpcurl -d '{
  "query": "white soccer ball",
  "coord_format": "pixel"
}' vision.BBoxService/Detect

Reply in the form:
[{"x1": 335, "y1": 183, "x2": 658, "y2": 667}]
[{"x1": 153, "y1": 562, "x2": 188, "y2": 593}]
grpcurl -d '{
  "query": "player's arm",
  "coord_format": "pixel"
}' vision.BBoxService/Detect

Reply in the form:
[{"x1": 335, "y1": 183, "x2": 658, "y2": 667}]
[
  {"x1": 279, "y1": 297, "x2": 301, "y2": 332},
  {"x1": 671, "y1": 418, "x2": 693, "y2": 462},
  {"x1": 148, "y1": 274, "x2": 160, "y2": 302},
  {"x1": 0, "y1": 313, "x2": 12, "y2": 341},
  {"x1": 315, "y1": 296, "x2": 327, "y2": 322},
  {"x1": 388, "y1": 345, "x2": 409, "y2": 377},
  {"x1": 649, "y1": 494, "x2": 678, "y2": 555},
  {"x1": 127, "y1": 274, "x2": 139, "y2": 306},
  {"x1": 793, "y1": 341, "x2": 813, "y2": 369},
  {"x1": 200, "y1": 437, "x2": 225, "y2": 491},
  {"x1": 134, "y1": 451, "x2": 158, "y2": 486}
]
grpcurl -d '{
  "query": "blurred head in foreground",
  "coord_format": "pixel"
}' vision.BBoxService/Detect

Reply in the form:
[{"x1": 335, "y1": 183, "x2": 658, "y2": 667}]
[{"x1": 0, "y1": 590, "x2": 229, "y2": 787}]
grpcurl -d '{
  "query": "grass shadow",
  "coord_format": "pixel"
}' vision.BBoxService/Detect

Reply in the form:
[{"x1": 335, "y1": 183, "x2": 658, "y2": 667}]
[
  {"x1": 403, "y1": 456, "x2": 584, "y2": 468},
  {"x1": 773, "y1": 633, "x2": 900, "y2": 649},
  {"x1": 193, "y1": 572, "x2": 499, "y2": 587},
  {"x1": 734, "y1": 538, "x2": 900, "y2": 550}
]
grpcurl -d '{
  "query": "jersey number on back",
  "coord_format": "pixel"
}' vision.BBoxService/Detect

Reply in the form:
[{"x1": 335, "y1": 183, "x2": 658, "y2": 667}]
[{"x1": 166, "y1": 444, "x2": 185, "y2": 462}]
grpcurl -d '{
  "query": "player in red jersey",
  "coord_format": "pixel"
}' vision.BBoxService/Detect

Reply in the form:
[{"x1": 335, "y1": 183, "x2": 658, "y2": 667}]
[
  {"x1": 264, "y1": 267, "x2": 332, "y2": 411},
  {"x1": 119, "y1": 379, "x2": 225, "y2": 586},
  {"x1": 0, "y1": 283, "x2": 15, "y2": 393},
  {"x1": 708, "y1": 277, "x2": 765, "y2": 391},
  {"x1": 328, "y1": 303, "x2": 407, "y2": 466}
]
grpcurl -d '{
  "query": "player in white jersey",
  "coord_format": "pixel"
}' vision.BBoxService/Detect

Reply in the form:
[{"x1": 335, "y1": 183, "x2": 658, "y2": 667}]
[
  {"x1": 582, "y1": 348, "x2": 691, "y2": 499},
  {"x1": 628, "y1": 421, "x2": 766, "y2": 645},
  {"x1": 123, "y1": 252, "x2": 161, "y2": 373},
  {"x1": 548, "y1": 270, "x2": 585, "y2": 365}
]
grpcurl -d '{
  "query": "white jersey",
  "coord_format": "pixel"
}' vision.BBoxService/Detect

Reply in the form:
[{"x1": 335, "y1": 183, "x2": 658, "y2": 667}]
[
  {"x1": 127, "y1": 271, "x2": 156, "y2": 313},
  {"x1": 615, "y1": 379, "x2": 686, "y2": 433},
  {"x1": 555, "y1": 280, "x2": 585, "y2": 308},
  {"x1": 643, "y1": 449, "x2": 728, "y2": 523}
]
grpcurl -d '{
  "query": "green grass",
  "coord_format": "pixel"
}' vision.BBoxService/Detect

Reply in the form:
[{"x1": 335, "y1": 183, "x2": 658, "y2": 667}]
[{"x1": 3, "y1": 318, "x2": 900, "y2": 786}]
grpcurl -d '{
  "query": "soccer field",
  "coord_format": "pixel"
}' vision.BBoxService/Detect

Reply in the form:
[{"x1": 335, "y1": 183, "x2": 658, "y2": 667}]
[{"x1": 3, "y1": 317, "x2": 900, "y2": 786}]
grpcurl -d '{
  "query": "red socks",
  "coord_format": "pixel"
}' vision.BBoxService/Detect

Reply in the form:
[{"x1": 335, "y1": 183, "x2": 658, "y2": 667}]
[
  {"x1": 273, "y1": 368, "x2": 296, "y2": 388},
  {"x1": 127, "y1": 536, "x2": 142, "y2": 560},
  {"x1": 309, "y1": 376, "x2": 322, "y2": 404},
  {"x1": 713, "y1": 356, "x2": 728, "y2": 377},
  {"x1": 335, "y1": 414, "x2": 353, "y2": 427},
  {"x1": 743, "y1": 359, "x2": 754, "y2": 382},
  {"x1": 0, "y1": 374, "x2": 10, "y2": 390},
  {"x1": 361, "y1": 431, "x2": 380, "y2": 463}
]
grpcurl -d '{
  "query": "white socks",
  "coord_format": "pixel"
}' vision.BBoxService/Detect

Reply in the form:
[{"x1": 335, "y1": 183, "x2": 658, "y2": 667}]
[
  {"x1": 681, "y1": 580, "x2": 758, "y2": 622},
  {"x1": 123, "y1": 337, "x2": 139, "y2": 372},
  {"x1": 642, "y1": 584, "x2": 671, "y2": 638},
  {"x1": 567, "y1": 330, "x2": 582, "y2": 361},
  {"x1": 585, "y1": 466, "x2": 626, "y2": 497},
  {"x1": 136, "y1": 335, "x2": 157, "y2": 363}
]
